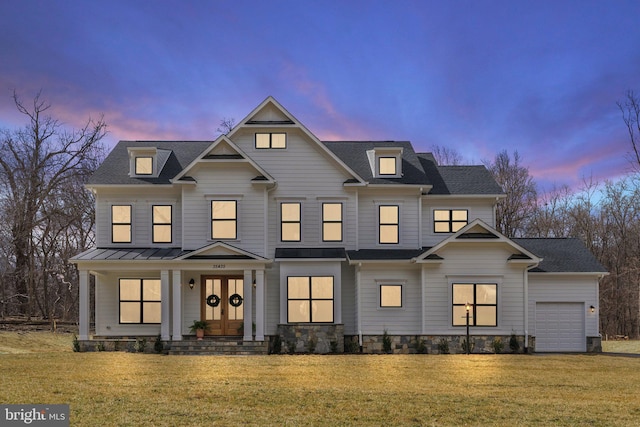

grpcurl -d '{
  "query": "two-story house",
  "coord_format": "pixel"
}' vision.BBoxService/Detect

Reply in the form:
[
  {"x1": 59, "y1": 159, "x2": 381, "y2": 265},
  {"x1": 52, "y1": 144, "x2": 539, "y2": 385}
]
[{"x1": 71, "y1": 97, "x2": 607, "y2": 354}]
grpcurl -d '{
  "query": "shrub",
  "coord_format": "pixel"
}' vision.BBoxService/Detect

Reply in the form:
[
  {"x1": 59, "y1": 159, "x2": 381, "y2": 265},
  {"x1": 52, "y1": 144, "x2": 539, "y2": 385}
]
[
  {"x1": 270, "y1": 334, "x2": 282, "y2": 354},
  {"x1": 307, "y1": 337, "x2": 317, "y2": 354},
  {"x1": 509, "y1": 333, "x2": 520, "y2": 353},
  {"x1": 330, "y1": 340, "x2": 338, "y2": 354},
  {"x1": 72, "y1": 334, "x2": 80, "y2": 352},
  {"x1": 154, "y1": 335, "x2": 164, "y2": 353},
  {"x1": 416, "y1": 338, "x2": 428, "y2": 354},
  {"x1": 382, "y1": 330, "x2": 393, "y2": 354},
  {"x1": 491, "y1": 337, "x2": 504, "y2": 354},
  {"x1": 95, "y1": 342, "x2": 105, "y2": 352},
  {"x1": 287, "y1": 341, "x2": 296, "y2": 354},
  {"x1": 461, "y1": 338, "x2": 475, "y2": 354},
  {"x1": 344, "y1": 338, "x2": 360, "y2": 354},
  {"x1": 134, "y1": 338, "x2": 147, "y2": 353},
  {"x1": 437, "y1": 338, "x2": 450, "y2": 354}
]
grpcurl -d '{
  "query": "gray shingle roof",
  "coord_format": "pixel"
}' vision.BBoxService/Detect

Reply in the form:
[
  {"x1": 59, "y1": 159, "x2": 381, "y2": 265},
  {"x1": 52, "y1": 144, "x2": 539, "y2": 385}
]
[
  {"x1": 514, "y1": 238, "x2": 607, "y2": 273},
  {"x1": 322, "y1": 141, "x2": 431, "y2": 185},
  {"x1": 88, "y1": 140, "x2": 212, "y2": 185},
  {"x1": 275, "y1": 247, "x2": 346, "y2": 259},
  {"x1": 347, "y1": 248, "x2": 429, "y2": 261},
  {"x1": 416, "y1": 153, "x2": 504, "y2": 195}
]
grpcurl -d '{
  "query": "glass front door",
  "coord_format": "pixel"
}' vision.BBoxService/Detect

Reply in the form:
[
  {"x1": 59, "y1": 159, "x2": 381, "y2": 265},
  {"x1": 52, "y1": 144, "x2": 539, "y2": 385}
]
[{"x1": 202, "y1": 277, "x2": 244, "y2": 335}]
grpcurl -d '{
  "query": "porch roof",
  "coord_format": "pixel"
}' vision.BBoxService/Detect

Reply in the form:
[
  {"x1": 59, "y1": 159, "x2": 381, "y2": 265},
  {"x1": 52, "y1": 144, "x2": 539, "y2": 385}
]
[{"x1": 71, "y1": 247, "x2": 188, "y2": 261}]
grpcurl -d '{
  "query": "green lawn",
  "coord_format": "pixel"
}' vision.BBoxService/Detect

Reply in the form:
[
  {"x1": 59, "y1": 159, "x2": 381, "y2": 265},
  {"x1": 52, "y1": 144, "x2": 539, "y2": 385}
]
[{"x1": 1, "y1": 333, "x2": 640, "y2": 426}]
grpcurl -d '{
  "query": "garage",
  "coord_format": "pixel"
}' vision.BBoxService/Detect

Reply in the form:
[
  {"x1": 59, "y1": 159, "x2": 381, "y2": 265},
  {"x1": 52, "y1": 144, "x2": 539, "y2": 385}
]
[{"x1": 535, "y1": 302, "x2": 586, "y2": 352}]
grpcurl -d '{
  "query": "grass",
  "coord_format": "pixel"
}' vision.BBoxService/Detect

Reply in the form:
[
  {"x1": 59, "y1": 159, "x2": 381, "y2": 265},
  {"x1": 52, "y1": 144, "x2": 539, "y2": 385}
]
[
  {"x1": 0, "y1": 331, "x2": 73, "y2": 354},
  {"x1": 1, "y1": 333, "x2": 640, "y2": 426},
  {"x1": 602, "y1": 339, "x2": 640, "y2": 353}
]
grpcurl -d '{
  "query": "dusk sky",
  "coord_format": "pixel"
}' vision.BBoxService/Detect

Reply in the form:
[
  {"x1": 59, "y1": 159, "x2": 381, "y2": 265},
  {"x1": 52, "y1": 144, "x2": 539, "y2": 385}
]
[{"x1": 1, "y1": 1, "x2": 639, "y2": 192}]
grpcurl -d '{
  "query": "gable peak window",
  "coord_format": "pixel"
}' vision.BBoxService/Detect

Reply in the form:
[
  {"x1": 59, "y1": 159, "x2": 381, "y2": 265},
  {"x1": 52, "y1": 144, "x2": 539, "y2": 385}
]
[
  {"x1": 434, "y1": 209, "x2": 468, "y2": 233},
  {"x1": 256, "y1": 132, "x2": 286, "y2": 149}
]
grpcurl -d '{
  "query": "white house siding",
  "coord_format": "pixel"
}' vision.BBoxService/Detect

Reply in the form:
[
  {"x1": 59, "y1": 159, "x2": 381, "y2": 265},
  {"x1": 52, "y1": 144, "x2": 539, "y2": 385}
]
[
  {"x1": 527, "y1": 274, "x2": 599, "y2": 338},
  {"x1": 357, "y1": 189, "x2": 421, "y2": 249},
  {"x1": 341, "y1": 263, "x2": 357, "y2": 334},
  {"x1": 421, "y1": 198, "x2": 496, "y2": 247},
  {"x1": 265, "y1": 265, "x2": 281, "y2": 335},
  {"x1": 231, "y1": 128, "x2": 356, "y2": 253},
  {"x1": 422, "y1": 243, "x2": 526, "y2": 335},
  {"x1": 95, "y1": 187, "x2": 182, "y2": 248},
  {"x1": 358, "y1": 263, "x2": 422, "y2": 335},
  {"x1": 181, "y1": 163, "x2": 265, "y2": 255}
]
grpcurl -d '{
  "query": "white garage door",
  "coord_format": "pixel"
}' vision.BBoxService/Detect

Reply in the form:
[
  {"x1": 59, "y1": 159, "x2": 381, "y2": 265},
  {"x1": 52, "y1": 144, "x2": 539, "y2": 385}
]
[{"x1": 535, "y1": 302, "x2": 585, "y2": 352}]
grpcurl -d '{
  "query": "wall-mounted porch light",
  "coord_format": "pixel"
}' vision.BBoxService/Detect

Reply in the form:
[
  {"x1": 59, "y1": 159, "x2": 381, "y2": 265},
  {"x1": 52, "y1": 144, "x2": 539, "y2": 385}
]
[
  {"x1": 590, "y1": 305, "x2": 596, "y2": 314},
  {"x1": 188, "y1": 278, "x2": 195, "y2": 290}
]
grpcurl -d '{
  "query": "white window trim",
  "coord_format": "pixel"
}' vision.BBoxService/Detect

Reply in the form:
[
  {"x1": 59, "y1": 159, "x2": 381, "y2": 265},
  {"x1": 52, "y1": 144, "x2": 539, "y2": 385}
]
[{"x1": 128, "y1": 147, "x2": 158, "y2": 178}]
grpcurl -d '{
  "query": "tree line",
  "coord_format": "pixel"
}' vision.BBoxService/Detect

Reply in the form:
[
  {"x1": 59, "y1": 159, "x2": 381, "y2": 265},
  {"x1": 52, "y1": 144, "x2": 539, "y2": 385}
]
[{"x1": 1, "y1": 90, "x2": 638, "y2": 338}]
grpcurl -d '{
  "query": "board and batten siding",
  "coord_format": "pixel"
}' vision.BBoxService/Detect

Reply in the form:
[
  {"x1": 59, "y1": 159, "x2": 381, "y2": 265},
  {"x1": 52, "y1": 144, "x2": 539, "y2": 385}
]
[
  {"x1": 422, "y1": 243, "x2": 526, "y2": 335},
  {"x1": 181, "y1": 163, "x2": 265, "y2": 255},
  {"x1": 95, "y1": 187, "x2": 182, "y2": 248},
  {"x1": 527, "y1": 275, "x2": 599, "y2": 338},
  {"x1": 358, "y1": 264, "x2": 422, "y2": 335},
  {"x1": 421, "y1": 198, "x2": 496, "y2": 247}
]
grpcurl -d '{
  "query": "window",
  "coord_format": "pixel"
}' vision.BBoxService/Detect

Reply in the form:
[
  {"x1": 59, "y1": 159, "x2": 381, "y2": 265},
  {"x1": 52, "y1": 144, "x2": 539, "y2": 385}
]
[
  {"x1": 378, "y1": 157, "x2": 397, "y2": 175},
  {"x1": 211, "y1": 201, "x2": 237, "y2": 239},
  {"x1": 287, "y1": 276, "x2": 334, "y2": 323},
  {"x1": 256, "y1": 133, "x2": 286, "y2": 149},
  {"x1": 380, "y1": 285, "x2": 402, "y2": 307},
  {"x1": 119, "y1": 279, "x2": 161, "y2": 324},
  {"x1": 379, "y1": 205, "x2": 399, "y2": 244},
  {"x1": 152, "y1": 205, "x2": 172, "y2": 243},
  {"x1": 452, "y1": 283, "x2": 497, "y2": 326},
  {"x1": 281, "y1": 202, "x2": 301, "y2": 242},
  {"x1": 434, "y1": 209, "x2": 468, "y2": 233},
  {"x1": 135, "y1": 156, "x2": 153, "y2": 175},
  {"x1": 322, "y1": 203, "x2": 342, "y2": 242},
  {"x1": 112, "y1": 205, "x2": 132, "y2": 243}
]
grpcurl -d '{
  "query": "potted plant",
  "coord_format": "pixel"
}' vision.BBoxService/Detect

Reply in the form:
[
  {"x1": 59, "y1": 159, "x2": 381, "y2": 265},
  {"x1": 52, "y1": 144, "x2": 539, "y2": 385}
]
[{"x1": 189, "y1": 320, "x2": 208, "y2": 340}]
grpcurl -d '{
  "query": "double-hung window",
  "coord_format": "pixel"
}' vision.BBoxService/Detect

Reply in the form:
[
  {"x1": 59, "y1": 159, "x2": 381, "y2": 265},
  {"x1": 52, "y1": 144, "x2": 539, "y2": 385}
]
[
  {"x1": 112, "y1": 205, "x2": 132, "y2": 243},
  {"x1": 281, "y1": 202, "x2": 301, "y2": 242},
  {"x1": 322, "y1": 203, "x2": 342, "y2": 242},
  {"x1": 119, "y1": 279, "x2": 161, "y2": 324},
  {"x1": 452, "y1": 283, "x2": 497, "y2": 326},
  {"x1": 434, "y1": 209, "x2": 468, "y2": 233},
  {"x1": 287, "y1": 276, "x2": 334, "y2": 323},
  {"x1": 152, "y1": 205, "x2": 172, "y2": 243},
  {"x1": 379, "y1": 205, "x2": 399, "y2": 244},
  {"x1": 256, "y1": 133, "x2": 286, "y2": 149},
  {"x1": 211, "y1": 201, "x2": 237, "y2": 240}
]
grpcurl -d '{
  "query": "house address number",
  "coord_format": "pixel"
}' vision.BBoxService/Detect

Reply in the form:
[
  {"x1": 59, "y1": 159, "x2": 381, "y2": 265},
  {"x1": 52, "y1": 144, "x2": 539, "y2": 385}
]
[{"x1": 212, "y1": 264, "x2": 226, "y2": 269}]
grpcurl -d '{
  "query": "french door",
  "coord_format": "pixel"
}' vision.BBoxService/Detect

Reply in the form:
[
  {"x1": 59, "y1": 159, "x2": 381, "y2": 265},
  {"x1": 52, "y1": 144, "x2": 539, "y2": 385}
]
[{"x1": 201, "y1": 276, "x2": 244, "y2": 335}]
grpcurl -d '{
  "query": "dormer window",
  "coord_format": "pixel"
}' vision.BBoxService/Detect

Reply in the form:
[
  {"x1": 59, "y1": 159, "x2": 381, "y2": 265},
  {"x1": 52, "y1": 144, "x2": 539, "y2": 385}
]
[
  {"x1": 135, "y1": 156, "x2": 153, "y2": 175},
  {"x1": 367, "y1": 147, "x2": 403, "y2": 178},
  {"x1": 128, "y1": 147, "x2": 160, "y2": 177}
]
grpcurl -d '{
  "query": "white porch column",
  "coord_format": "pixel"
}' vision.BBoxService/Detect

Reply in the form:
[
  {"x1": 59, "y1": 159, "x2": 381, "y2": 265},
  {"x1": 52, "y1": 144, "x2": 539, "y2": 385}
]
[
  {"x1": 160, "y1": 270, "x2": 171, "y2": 341},
  {"x1": 255, "y1": 270, "x2": 265, "y2": 341},
  {"x1": 78, "y1": 269, "x2": 90, "y2": 341},
  {"x1": 172, "y1": 270, "x2": 182, "y2": 341},
  {"x1": 243, "y1": 269, "x2": 253, "y2": 341}
]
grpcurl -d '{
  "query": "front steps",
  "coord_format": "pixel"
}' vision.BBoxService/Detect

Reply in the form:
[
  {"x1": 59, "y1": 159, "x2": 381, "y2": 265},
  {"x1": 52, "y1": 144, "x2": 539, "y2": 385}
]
[{"x1": 168, "y1": 337, "x2": 269, "y2": 355}]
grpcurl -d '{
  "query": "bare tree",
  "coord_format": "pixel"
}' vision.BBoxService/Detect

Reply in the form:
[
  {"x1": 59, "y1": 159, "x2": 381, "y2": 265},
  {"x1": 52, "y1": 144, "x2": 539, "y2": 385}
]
[
  {"x1": 430, "y1": 145, "x2": 463, "y2": 165},
  {"x1": 0, "y1": 91, "x2": 106, "y2": 320},
  {"x1": 215, "y1": 117, "x2": 236, "y2": 137},
  {"x1": 617, "y1": 90, "x2": 640, "y2": 172},
  {"x1": 485, "y1": 150, "x2": 537, "y2": 237}
]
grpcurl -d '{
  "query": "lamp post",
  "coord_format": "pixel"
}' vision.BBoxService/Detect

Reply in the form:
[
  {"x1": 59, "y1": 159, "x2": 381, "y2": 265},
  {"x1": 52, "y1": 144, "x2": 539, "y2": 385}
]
[{"x1": 465, "y1": 302, "x2": 471, "y2": 355}]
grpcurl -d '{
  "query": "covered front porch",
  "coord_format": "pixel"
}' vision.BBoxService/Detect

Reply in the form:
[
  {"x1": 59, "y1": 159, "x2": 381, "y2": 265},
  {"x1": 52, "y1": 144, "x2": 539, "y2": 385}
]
[{"x1": 72, "y1": 243, "x2": 271, "y2": 345}]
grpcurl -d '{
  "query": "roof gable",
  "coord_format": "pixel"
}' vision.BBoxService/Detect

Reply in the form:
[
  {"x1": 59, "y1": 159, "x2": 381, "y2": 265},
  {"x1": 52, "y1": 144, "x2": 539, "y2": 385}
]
[
  {"x1": 415, "y1": 219, "x2": 540, "y2": 263},
  {"x1": 176, "y1": 241, "x2": 269, "y2": 261},
  {"x1": 171, "y1": 135, "x2": 275, "y2": 184}
]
